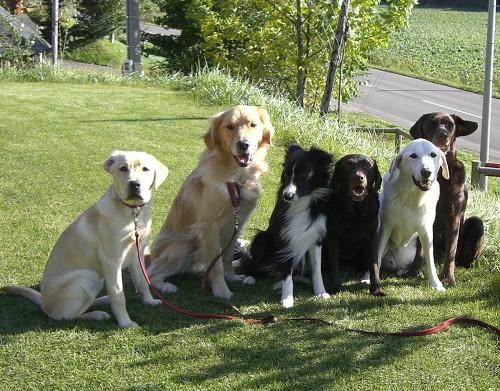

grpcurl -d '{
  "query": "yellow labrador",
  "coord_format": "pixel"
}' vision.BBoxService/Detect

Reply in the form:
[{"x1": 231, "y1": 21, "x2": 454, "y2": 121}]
[
  {"x1": 371, "y1": 139, "x2": 449, "y2": 295},
  {"x1": 2, "y1": 151, "x2": 168, "y2": 328}
]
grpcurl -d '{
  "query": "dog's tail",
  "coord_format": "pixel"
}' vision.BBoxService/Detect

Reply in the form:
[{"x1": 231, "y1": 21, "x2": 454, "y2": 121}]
[
  {"x1": 235, "y1": 230, "x2": 275, "y2": 276},
  {"x1": 1, "y1": 285, "x2": 42, "y2": 307},
  {"x1": 456, "y1": 216, "x2": 485, "y2": 268}
]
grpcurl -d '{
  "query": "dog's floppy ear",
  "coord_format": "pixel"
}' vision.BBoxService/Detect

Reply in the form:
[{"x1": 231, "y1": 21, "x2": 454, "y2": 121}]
[
  {"x1": 310, "y1": 147, "x2": 334, "y2": 166},
  {"x1": 372, "y1": 158, "x2": 382, "y2": 191},
  {"x1": 330, "y1": 164, "x2": 337, "y2": 189},
  {"x1": 103, "y1": 150, "x2": 124, "y2": 172},
  {"x1": 388, "y1": 153, "x2": 402, "y2": 181},
  {"x1": 256, "y1": 106, "x2": 275, "y2": 146},
  {"x1": 152, "y1": 157, "x2": 169, "y2": 190},
  {"x1": 285, "y1": 144, "x2": 303, "y2": 161},
  {"x1": 331, "y1": 160, "x2": 343, "y2": 191},
  {"x1": 203, "y1": 111, "x2": 226, "y2": 149},
  {"x1": 409, "y1": 114, "x2": 430, "y2": 139},
  {"x1": 451, "y1": 114, "x2": 478, "y2": 137},
  {"x1": 439, "y1": 149, "x2": 450, "y2": 180}
]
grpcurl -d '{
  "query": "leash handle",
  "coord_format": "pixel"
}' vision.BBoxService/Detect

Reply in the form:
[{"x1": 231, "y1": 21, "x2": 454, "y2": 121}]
[{"x1": 342, "y1": 318, "x2": 500, "y2": 336}]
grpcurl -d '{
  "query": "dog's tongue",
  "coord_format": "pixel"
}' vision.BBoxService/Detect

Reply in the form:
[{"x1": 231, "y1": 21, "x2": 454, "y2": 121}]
[
  {"x1": 352, "y1": 186, "x2": 366, "y2": 201},
  {"x1": 237, "y1": 154, "x2": 250, "y2": 167}
]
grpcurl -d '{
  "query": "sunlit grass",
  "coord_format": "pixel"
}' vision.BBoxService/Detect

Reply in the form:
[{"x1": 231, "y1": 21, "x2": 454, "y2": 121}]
[{"x1": 0, "y1": 69, "x2": 498, "y2": 391}]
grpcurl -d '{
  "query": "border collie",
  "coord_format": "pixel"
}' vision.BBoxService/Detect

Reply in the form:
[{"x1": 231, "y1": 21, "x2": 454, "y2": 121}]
[{"x1": 239, "y1": 144, "x2": 333, "y2": 308}]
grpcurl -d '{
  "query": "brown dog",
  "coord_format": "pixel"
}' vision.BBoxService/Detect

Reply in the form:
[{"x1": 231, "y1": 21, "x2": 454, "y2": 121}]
[{"x1": 410, "y1": 112, "x2": 484, "y2": 285}]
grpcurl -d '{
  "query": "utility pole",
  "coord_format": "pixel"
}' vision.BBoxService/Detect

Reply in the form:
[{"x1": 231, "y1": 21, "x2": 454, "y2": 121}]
[
  {"x1": 123, "y1": 0, "x2": 143, "y2": 75},
  {"x1": 479, "y1": 0, "x2": 496, "y2": 190},
  {"x1": 51, "y1": 0, "x2": 58, "y2": 65}
]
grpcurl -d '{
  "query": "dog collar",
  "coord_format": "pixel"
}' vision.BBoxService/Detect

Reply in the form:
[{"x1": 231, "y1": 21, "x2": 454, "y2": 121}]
[{"x1": 120, "y1": 200, "x2": 146, "y2": 209}]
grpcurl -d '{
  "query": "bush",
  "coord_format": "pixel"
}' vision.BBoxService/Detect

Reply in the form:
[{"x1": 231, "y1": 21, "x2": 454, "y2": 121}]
[
  {"x1": 0, "y1": 14, "x2": 35, "y2": 67},
  {"x1": 65, "y1": 38, "x2": 125, "y2": 68}
]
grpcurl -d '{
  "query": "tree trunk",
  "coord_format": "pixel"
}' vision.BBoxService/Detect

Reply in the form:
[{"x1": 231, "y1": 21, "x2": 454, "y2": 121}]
[
  {"x1": 319, "y1": 0, "x2": 350, "y2": 117},
  {"x1": 295, "y1": 0, "x2": 306, "y2": 107}
]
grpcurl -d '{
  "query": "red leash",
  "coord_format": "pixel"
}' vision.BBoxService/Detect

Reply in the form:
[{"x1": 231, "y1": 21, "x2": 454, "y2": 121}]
[
  {"x1": 135, "y1": 230, "x2": 499, "y2": 335},
  {"x1": 131, "y1": 202, "x2": 500, "y2": 335},
  {"x1": 134, "y1": 229, "x2": 276, "y2": 324},
  {"x1": 282, "y1": 316, "x2": 500, "y2": 336}
]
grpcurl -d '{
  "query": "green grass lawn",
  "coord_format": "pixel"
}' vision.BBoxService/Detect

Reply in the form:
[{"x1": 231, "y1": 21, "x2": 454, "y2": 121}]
[
  {"x1": 0, "y1": 81, "x2": 499, "y2": 390},
  {"x1": 370, "y1": 7, "x2": 500, "y2": 96}
]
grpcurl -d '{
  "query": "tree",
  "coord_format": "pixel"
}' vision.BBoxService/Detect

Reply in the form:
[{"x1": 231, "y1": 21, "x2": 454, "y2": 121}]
[
  {"x1": 66, "y1": 0, "x2": 124, "y2": 49},
  {"x1": 320, "y1": 0, "x2": 349, "y2": 116},
  {"x1": 0, "y1": 14, "x2": 34, "y2": 66},
  {"x1": 58, "y1": 0, "x2": 80, "y2": 56},
  {"x1": 153, "y1": 0, "x2": 416, "y2": 107}
]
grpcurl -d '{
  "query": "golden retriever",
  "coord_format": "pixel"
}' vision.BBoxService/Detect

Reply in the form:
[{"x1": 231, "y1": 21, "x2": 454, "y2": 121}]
[
  {"x1": 2, "y1": 151, "x2": 169, "y2": 328},
  {"x1": 147, "y1": 105, "x2": 274, "y2": 299}
]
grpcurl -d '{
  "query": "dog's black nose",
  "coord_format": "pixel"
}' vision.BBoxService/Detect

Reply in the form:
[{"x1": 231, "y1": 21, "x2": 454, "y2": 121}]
[
  {"x1": 129, "y1": 181, "x2": 141, "y2": 191},
  {"x1": 283, "y1": 192, "x2": 294, "y2": 201},
  {"x1": 237, "y1": 140, "x2": 250, "y2": 152},
  {"x1": 421, "y1": 168, "x2": 432, "y2": 179},
  {"x1": 355, "y1": 172, "x2": 366, "y2": 183}
]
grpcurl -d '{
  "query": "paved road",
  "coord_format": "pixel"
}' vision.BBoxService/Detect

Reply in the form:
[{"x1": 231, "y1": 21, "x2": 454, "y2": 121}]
[
  {"x1": 62, "y1": 59, "x2": 119, "y2": 74},
  {"x1": 345, "y1": 68, "x2": 500, "y2": 160}
]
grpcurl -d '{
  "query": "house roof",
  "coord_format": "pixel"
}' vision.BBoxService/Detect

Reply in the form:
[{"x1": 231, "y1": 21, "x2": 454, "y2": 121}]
[{"x1": 0, "y1": 6, "x2": 51, "y2": 55}]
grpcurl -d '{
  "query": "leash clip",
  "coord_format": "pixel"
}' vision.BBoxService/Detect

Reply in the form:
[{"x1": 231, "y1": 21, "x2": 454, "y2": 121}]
[
  {"x1": 232, "y1": 206, "x2": 240, "y2": 231},
  {"x1": 132, "y1": 207, "x2": 140, "y2": 238}
]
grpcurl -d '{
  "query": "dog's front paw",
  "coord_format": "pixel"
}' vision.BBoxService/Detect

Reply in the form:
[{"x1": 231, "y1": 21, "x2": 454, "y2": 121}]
[
  {"x1": 119, "y1": 320, "x2": 139, "y2": 328},
  {"x1": 281, "y1": 296, "x2": 294, "y2": 309},
  {"x1": 430, "y1": 276, "x2": 447, "y2": 291},
  {"x1": 243, "y1": 276, "x2": 256, "y2": 285},
  {"x1": 360, "y1": 271, "x2": 370, "y2": 285},
  {"x1": 440, "y1": 276, "x2": 455, "y2": 286},
  {"x1": 213, "y1": 287, "x2": 234, "y2": 300},
  {"x1": 86, "y1": 310, "x2": 112, "y2": 321},
  {"x1": 225, "y1": 273, "x2": 244, "y2": 282},
  {"x1": 159, "y1": 282, "x2": 178, "y2": 293},
  {"x1": 370, "y1": 287, "x2": 386, "y2": 297},
  {"x1": 431, "y1": 283, "x2": 446, "y2": 292},
  {"x1": 315, "y1": 292, "x2": 330, "y2": 300},
  {"x1": 144, "y1": 298, "x2": 162, "y2": 306}
]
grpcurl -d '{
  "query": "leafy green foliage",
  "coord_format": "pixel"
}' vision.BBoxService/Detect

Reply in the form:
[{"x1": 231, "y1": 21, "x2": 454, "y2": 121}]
[
  {"x1": 0, "y1": 14, "x2": 35, "y2": 67},
  {"x1": 370, "y1": 7, "x2": 500, "y2": 96},
  {"x1": 66, "y1": 0, "x2": 124, "y2": 49},
  {"x1": 152, "y1": 0, "x2": 416, "y2": 107}
]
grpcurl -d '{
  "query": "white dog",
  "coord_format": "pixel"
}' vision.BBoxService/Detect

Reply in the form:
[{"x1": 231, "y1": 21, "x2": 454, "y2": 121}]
[
  {"x1": 2, "y1": 151, "x2": 168, "y2": 328},
  {"x1": 369, "y1": 139, "x2": 449, "y2": 295}
]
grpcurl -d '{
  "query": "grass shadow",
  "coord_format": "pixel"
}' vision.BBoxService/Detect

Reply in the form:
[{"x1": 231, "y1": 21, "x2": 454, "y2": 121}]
[
  {"x1": 127, "y1": 315, "x2": 432, "y2": 390},
  {"x1": 78, "y1": 116, "x2": 209, "y2": 123}
]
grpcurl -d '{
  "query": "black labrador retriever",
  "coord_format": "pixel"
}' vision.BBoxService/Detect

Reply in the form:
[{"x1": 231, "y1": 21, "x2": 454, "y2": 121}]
[{"x1": 323, "y1": 154, "x2": 382, "y2": 293}]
